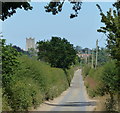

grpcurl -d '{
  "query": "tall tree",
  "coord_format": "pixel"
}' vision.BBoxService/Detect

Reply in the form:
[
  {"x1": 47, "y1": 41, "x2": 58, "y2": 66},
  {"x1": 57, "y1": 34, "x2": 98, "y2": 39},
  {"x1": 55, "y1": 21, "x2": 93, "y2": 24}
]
[
  {"x1": 97, "y1": 2, "x2": 120, "y2": 62},
  {"x1": 37, "y1": 37, "x2": 76, "y2": 69},
  {"x1": 97, "y1": 1, "x2": 120, "y2": 111},
  {"x1": 37, "y1": 40, "x2": 50, "y2": 62},
  {"x1": 37, "y1": 37, "x2": 76, "y2": 86}
]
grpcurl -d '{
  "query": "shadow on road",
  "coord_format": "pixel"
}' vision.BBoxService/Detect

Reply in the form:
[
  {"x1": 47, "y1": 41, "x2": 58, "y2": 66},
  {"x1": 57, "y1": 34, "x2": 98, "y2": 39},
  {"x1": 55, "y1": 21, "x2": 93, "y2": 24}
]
[{"x1": 44, "y1": 101, "x2": 96, "y2": 107}]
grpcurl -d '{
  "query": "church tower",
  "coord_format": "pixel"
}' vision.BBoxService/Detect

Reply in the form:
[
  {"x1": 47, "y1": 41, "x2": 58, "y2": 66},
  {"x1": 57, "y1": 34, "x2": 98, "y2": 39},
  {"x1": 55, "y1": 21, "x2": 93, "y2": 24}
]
[{"x1": 26, "y1": 38, "x2": 35, "y2": 51}]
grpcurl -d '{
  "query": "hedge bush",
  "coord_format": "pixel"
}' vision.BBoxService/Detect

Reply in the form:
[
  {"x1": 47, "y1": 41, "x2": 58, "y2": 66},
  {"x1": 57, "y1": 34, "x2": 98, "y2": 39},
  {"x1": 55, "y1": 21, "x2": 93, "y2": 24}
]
[
  {"x1": 2, "y1": 55, "x2": 75, "y2": 111},
  {"x1": 82, "y1": 64, "x2": 91, "y2": 77},
  {"x1": 83, "y1": 60, "x2": 119, "y2": 111}
]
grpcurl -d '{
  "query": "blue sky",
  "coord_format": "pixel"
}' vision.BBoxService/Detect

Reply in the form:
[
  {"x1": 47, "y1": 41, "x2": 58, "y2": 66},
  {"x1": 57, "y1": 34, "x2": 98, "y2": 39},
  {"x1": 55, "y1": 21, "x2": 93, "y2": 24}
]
[{"x1": 2, "y1": 2, "x2": 114, "y2": 50}]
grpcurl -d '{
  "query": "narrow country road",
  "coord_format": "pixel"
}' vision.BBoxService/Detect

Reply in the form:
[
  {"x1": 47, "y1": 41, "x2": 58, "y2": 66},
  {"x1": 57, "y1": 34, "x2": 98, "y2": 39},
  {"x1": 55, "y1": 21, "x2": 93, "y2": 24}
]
[{"x1": 35, "y1": 69, "x2": 96, "y2": 111}]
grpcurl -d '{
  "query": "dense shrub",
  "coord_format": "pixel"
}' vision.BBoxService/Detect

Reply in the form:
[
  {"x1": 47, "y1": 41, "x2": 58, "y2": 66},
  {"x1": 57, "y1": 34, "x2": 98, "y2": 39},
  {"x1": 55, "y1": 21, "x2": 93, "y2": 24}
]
[
  {"x1": 83, "y1": 60, "x2": 119, "y2": 111},
  {"x1": 88, "y1": 68, "x2": 96, "y2": 78},
  {"x1": 97, "y1": 60, "x2": 119, "y2": 96},
  {"x1": 1, "y1": 39, "x2": 19, "y2": 76},
  {"x1": 9, "y1": 77, "x2": 43, "y2": 110},
  {"x1": 2, "y1": 55, "x2": 75, "y2": 111},
  {"x1": 88, "y1": 67, "x2": 103, "y2": 82},
  {"x1": 82, "y1": 64, "x2": 91, "y2": 77}
]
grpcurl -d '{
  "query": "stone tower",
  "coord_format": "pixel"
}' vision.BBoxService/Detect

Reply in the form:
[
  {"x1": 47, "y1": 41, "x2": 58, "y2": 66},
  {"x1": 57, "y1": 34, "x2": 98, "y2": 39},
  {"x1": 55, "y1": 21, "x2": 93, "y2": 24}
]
[{"x1": 26, "y1": 38, "x2": 35, "y2": 51}]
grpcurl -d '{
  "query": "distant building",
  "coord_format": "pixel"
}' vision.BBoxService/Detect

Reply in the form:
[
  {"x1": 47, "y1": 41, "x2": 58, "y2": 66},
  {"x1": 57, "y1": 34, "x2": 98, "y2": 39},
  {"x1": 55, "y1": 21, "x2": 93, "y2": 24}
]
[
  {"x1": 77, "y1": 53, "x2": 91, "y2": 63},
  {"x1": 77, "y1": 54, "x2": 91, "y2": 58},
  {"x1": 26, "y1": 38, "x2": 35, "y2": 51}
]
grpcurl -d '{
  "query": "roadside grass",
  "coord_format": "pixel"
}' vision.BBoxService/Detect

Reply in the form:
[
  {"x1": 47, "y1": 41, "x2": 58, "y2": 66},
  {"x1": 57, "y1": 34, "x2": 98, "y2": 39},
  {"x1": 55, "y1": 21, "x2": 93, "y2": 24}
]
[
  {"x1": 0, "y1": 88, "x2": 2, "y2": 111},
  {"x1": 95, "y1": 94, "x2": 119, "y2": 111},
  {"x1": 82, "y1": 64, "x2": 98, "y2": 98},
  {"x1": 2, "y1": 88, "x2": 13, "y2": 111},
  {"x1": 2, "y1": 55, "x2": 77, "y2": 111},
  {"x1": 82, "y1": 64, "x2": 91, "y2": 78},
  {"x1": 84, "y1": 76, "x2": 98, "y2": 98}
]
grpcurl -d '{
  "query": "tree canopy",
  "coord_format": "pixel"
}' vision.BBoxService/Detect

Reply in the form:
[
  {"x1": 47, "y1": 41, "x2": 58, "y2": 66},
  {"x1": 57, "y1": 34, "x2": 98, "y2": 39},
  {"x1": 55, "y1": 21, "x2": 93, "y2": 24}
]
[
  {"x1": 97, "y1": 2, "x2": 120, "y2": 110},
  {"x1": 37, "y1": 37, "x2": 76, "y2": 69}
]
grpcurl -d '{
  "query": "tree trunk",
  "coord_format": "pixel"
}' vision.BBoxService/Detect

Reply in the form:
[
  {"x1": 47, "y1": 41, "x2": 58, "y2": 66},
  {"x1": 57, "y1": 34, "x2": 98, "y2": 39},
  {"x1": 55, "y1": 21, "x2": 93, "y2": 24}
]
[{"x1": 63, "y1": 69, "x2": 71, "y2": 87}]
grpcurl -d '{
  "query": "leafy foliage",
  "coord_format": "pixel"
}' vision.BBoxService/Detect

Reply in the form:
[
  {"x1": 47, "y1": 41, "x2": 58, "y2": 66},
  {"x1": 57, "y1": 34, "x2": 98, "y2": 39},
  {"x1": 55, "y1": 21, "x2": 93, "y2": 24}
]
[
  {"x1": 97, "y1": 3, "x2": 120, "y2": 111},
  {"x1": 1, "y1": 1, "x2": 82, "y2": 21},
  {"x1": 97, "y1": 48, "x2": 110, "y2": 65},
  {"x1": 83, "y1": 60, "x2": 119, "y2": 111},
  {"x1": 1, "y1": 39, "x2": 22, "y2": 110},
  {"x1": 97, "y1": 61, "x2": 119, "y2": 112},
  {"x1": 97, "y1": 2, "x2": 120, "y2": 62},
  {"x1": 37, "y1": 37, "x2": 76, "y2": 69},
  {"x1": 97, "y1": 61, "x2": 119, "y2": 96},
  {"x1": 45, "y1": 1, "x2": 82, "y2": 18},
  {"x1": 1, "y1": 39, "x2": 20, "y2": 83},
  {"x1": 2, "y1": 55, "x2": 75, "y2": 111},
  {"x1": 82, "y1": 64, "x2": 91, "y2": 77},
  {"x1": 7, "y1": 77, "x2": 43, "y2": 110},
  {"x1": 12, "y1": 45, "x2": 30, "y2": 56},
  {"x1": 1, "y1": 2, "x2": 33, "y2": 21},
  {"x1": 44, "y1": 2, "x2": 64, "y2": 15},
  {"x1": 37, "y1": 40, "x2": 50, "y2": 62}
]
